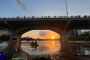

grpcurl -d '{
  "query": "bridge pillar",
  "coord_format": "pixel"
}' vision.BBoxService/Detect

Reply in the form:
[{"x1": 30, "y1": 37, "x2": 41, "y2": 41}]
[
  {"x1": 60, "y1": 33, "x2": 69, "y2": 52},
  {"x1": 15, "y1": 34, "x2": 21, "y2": 52}
]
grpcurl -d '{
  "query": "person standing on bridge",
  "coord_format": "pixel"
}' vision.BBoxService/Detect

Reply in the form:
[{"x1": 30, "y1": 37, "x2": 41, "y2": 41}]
[{"x1": 0, "y1": 38, "x2": 19, "y2": 60}]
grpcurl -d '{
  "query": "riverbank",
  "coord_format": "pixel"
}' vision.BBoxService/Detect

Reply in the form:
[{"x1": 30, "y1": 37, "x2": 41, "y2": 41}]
[
  {"x1": 19, "y1": 49, "x2": 52, "y2": 60},
  {"x1": 19, "y1": 49, "x2": 74, "y2": 60},
  {"x1": 20, "y1": 49, "x2": 90, "y2": 60},
  {"x1": 69, "y1": 41, "x2": 90, "y2": 47}
]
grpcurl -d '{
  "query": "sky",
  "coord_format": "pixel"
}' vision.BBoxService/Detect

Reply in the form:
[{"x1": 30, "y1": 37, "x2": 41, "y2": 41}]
[
  {"x1": 22, "y1": 30, "x2": 60, "y2": 39},
  {"x1": 0, "y1": 0, "x2": 90, "y2": 39}
]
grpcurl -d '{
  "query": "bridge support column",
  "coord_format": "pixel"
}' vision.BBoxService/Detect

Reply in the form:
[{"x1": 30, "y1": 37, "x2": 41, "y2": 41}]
[
  {"x1": 15, "y1": 34, "x2": 21, "y2": 52},
  {"x1": 60, "y1": 34, "x2": 69, "y2": 52}
]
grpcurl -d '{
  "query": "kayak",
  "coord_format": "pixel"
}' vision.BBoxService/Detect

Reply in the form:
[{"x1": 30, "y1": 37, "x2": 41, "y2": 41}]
[{"x1": 30, "y1": 43, "x2": 39, "y2": 46}]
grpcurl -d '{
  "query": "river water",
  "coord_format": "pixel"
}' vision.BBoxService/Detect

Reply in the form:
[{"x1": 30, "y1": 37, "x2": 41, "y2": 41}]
[
  {"x1": 21, "y1": 40, "x2": 90, "y2": 55},
  {"x1": 84, "y1": 48, "x2": 90, "y2": 55},
  {"x1": 21, "y1": 41, "x2": 60, "y2": 55}
]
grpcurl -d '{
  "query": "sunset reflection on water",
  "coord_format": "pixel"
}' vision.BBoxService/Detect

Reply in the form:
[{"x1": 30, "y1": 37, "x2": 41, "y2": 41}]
[
  {"x1": 21, "y1": 40, "x2": 60, "y2": 55},
  {"x1": 52, "y1": 41, "x2": 54, "y2": 45}
]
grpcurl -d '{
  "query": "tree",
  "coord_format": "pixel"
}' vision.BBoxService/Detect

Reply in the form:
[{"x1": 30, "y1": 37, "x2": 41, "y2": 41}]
[
  {"x1": 86, "y1": 35, "x2": 90, "y2": 41},
  {"x1": 79, "y1": 36, "x2": 85, "y2": 41},
  {"x1": 84, "y1": 36, "x2": 88, "y2": 41}
]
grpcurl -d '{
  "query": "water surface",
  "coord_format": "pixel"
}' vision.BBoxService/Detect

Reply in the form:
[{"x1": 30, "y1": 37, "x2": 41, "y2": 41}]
[
  {"x1": 21, "y1": 40, "x2": 90, "y2": 55},
  {"x1": 21, "y1": 41, "x2": 61, "y2": 55}
]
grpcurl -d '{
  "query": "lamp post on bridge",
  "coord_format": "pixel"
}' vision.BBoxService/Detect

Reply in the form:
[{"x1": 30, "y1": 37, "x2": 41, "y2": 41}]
[
  {"x1": 65, "y1": 0, "x2": 68, "y2": 18},
  {"x1": 64, "y1": 0, "x2": 71, "y2": 31}
]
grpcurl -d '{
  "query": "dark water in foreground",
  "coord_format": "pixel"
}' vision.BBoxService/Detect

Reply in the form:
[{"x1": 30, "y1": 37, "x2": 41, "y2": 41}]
[{"x1": 21, "y1": 41, "x2": 90, "y2": 55}]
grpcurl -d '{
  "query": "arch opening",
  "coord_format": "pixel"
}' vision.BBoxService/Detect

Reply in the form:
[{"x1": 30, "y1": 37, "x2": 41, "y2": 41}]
[
  {"x1": 21, "y1": 30, "x2": 61, "y2": 56},
  {"x1": 0, "y1": 27, "x2": 12, "y2": 41},
  {"x1": 0, "y1": 27, "x2": 12, "y2": 34},
  {"x1": 15, "y1": 26, "x2": 69, "y2": 53}
]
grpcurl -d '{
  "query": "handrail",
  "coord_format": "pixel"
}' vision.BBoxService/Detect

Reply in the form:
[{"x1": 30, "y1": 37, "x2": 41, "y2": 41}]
[{"x1": 0, "y1": 15, "x2": 90, "y2": 20}]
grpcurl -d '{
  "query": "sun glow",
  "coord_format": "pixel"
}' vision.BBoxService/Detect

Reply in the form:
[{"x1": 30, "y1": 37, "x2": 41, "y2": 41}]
[{"x1": 51, "y1": 36, "x2": 55, "y2": 39}]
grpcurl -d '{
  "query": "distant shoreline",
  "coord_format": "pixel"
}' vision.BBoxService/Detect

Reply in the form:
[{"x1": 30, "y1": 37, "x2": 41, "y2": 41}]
[
  {"x1": 22, "y1": 40, "x2": 90, "y2": 42},
  {"x1": 0, "y1": 41, "x2": 90, "y2": 47},
  {"x1": 22, "y1": 39, "x2": 60, "y2": 41}
]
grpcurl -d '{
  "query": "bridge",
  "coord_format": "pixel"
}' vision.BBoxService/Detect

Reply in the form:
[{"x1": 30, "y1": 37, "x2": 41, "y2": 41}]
[{"x1": 0, "y1": 15, "x2": 90, "y2": 51}]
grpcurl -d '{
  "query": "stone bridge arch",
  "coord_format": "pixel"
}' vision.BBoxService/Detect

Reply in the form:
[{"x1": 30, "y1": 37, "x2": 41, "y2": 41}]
[
  {"x1": 15, "y1": 26, "x2": 64, "y2": 35},
  {"x1": 14, "y1": 26, "x2": 69, "y2": 51}
]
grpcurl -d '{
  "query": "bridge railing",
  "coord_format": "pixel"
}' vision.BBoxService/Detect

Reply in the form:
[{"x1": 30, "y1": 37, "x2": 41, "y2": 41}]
[{"x1": 0, "y1": 15, "x2": 90, "y2": 20}]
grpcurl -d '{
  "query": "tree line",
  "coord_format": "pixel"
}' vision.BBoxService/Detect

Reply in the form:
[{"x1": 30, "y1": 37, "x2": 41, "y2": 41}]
[
  {"x1": 21, "y1": 37, "x2": 34, "y2": 41},
  {"x1": 68, "y1": 32, "x2": 90, "y2": 41},
  {"x1": 2, "y1": 33, "x2": 90, "y2": 41}
]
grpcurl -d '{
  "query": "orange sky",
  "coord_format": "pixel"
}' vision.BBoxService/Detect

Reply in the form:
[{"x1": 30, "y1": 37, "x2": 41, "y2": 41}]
[{"x1": 22, "y1": 30, "x2": 60, "y2": 39}]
